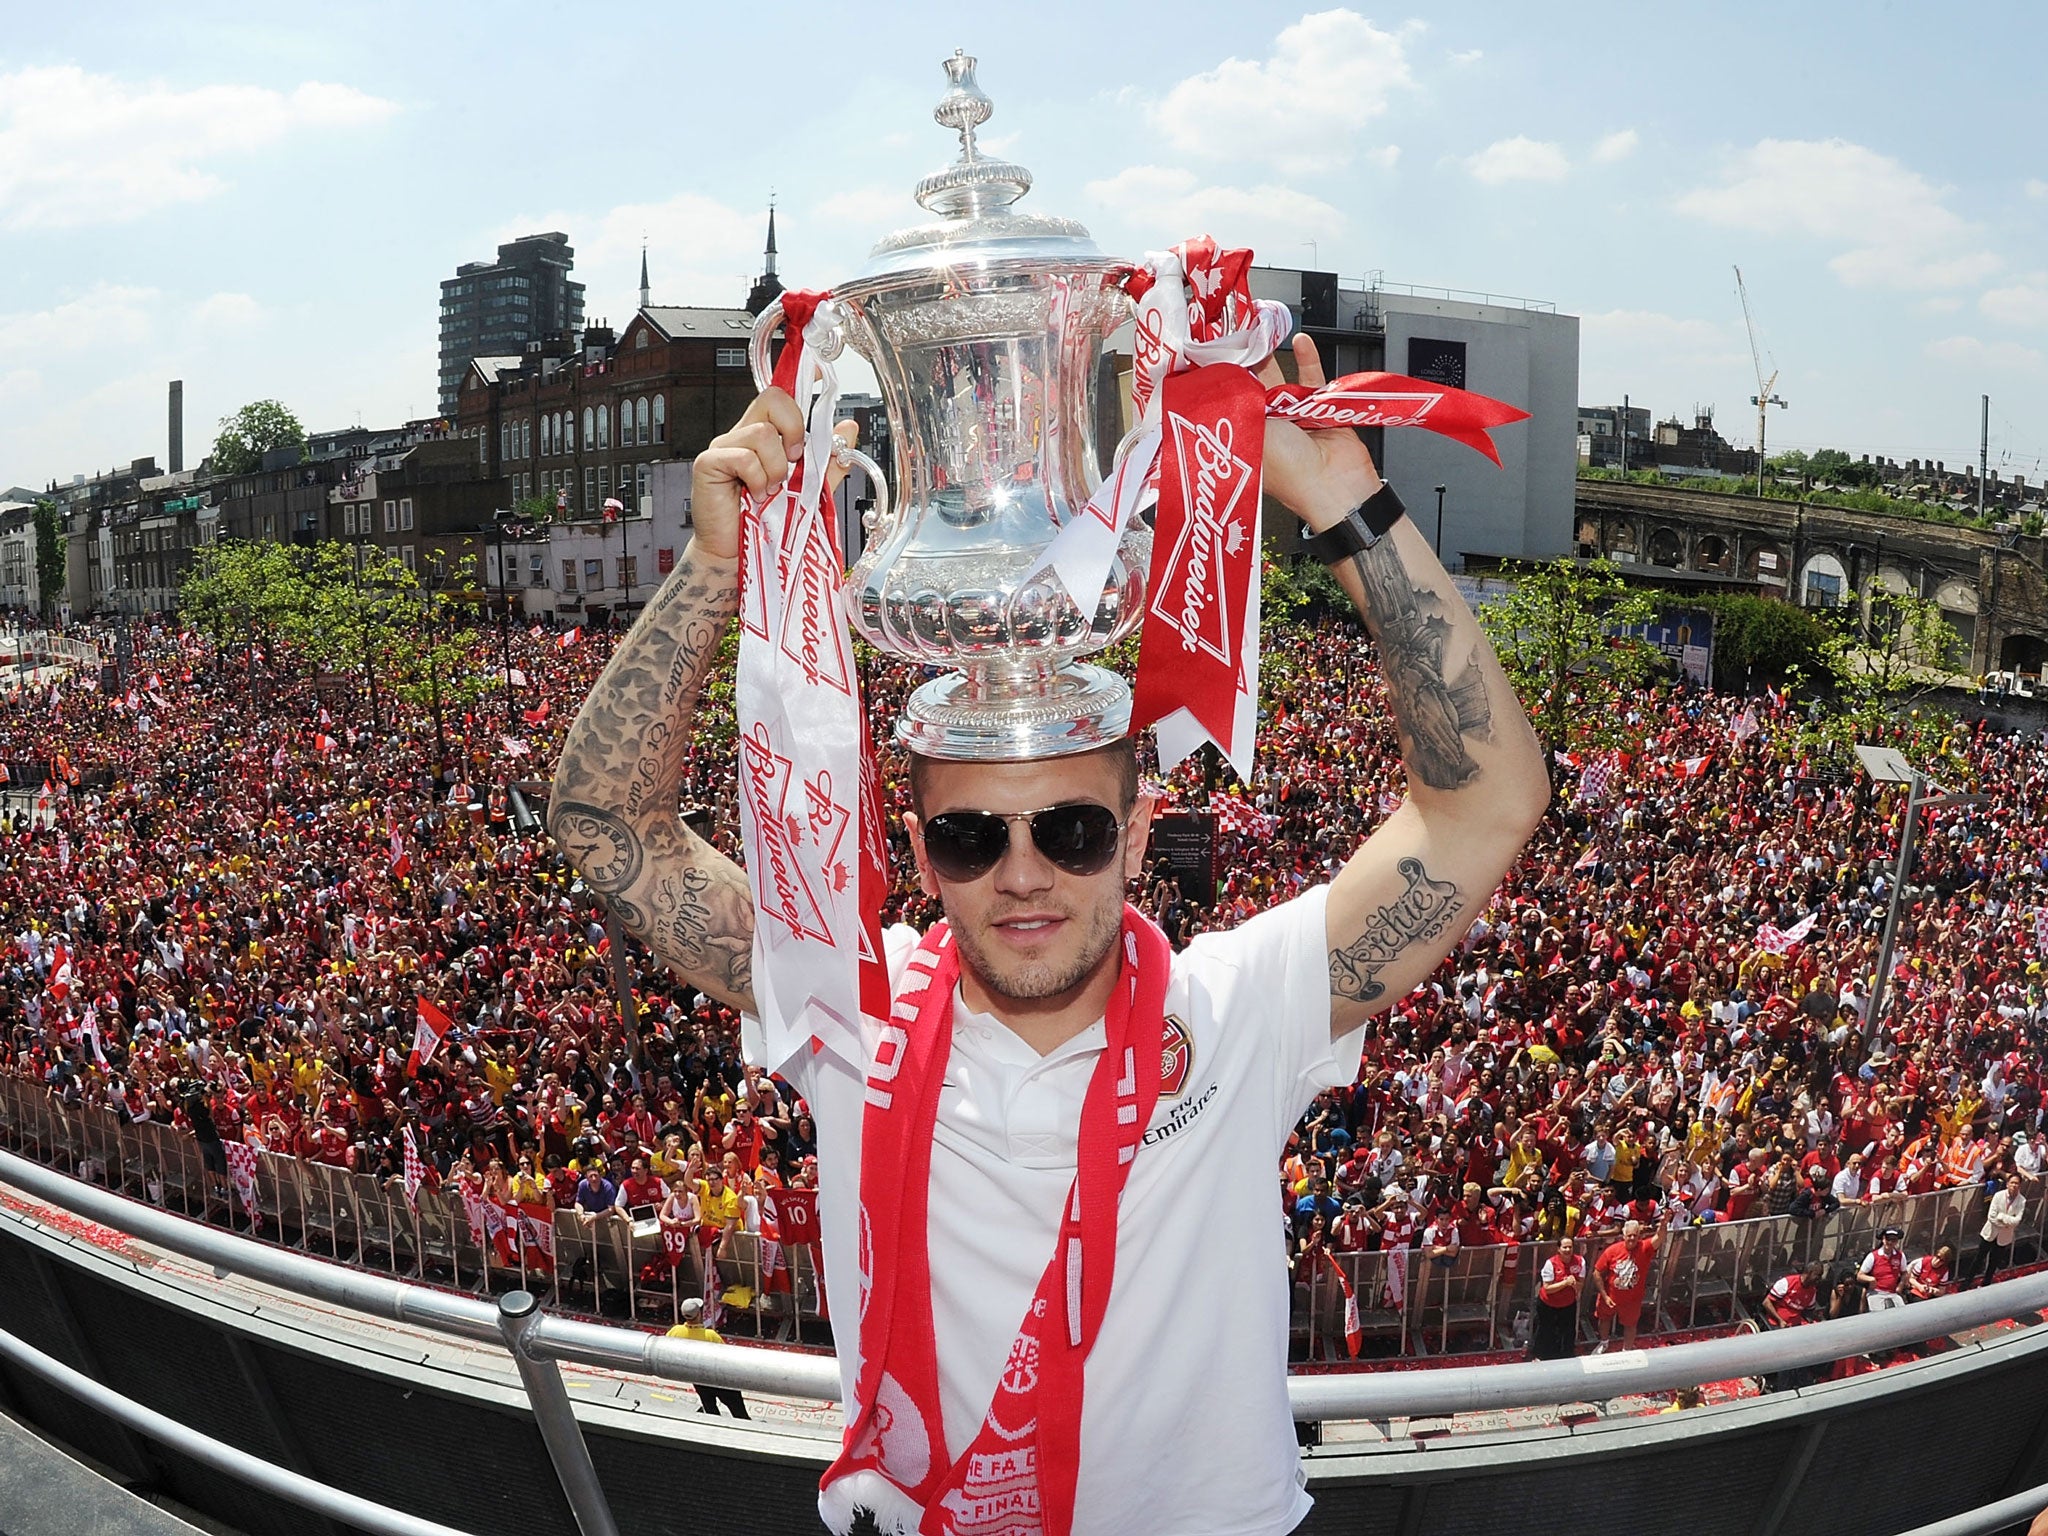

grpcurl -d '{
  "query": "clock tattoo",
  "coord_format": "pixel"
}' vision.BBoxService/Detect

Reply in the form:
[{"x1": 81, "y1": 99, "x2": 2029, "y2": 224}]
[{"x1": 551, "y1": 802, "x2": 644, "y2": 892}]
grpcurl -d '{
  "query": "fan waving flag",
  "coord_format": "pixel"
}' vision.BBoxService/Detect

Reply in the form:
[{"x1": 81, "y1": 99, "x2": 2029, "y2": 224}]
[
  {"x1": 1322, "y1": 1249, "x2": 1363, "y2": 1358},
  {"x1": 558, "y1": 626, "x2": 582, "y2": 649},
  {"x1": 401, "y1": 1125, "x2": 427, "y2": 1206},
  {"x1": 1756, "y1": 912, "x2": 1818, "y2": 956},
  {"x1": 1211, "y1": 794, "x2": 1277, "y2": 840},
  {"x1": 408, "y1": 997, "x2": 455, "y2": 1075},
  {"x1": 388, "y1": 819, "x2": 411, "y2": 879}
]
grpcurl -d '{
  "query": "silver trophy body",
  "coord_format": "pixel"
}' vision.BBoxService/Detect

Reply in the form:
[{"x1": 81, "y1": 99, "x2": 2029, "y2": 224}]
[{"x1": 749, "y1": 52, "x2": 1145, "y2": 761}]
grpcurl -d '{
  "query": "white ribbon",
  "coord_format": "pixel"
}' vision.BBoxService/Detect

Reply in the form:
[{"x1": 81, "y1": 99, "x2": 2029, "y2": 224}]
[{"x1": 734, "y1": 303, "x2": 869, "y2": 1073}]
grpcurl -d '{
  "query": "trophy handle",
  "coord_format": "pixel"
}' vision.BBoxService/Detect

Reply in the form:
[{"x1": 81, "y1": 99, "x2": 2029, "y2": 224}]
[
  {"x1": 832, "y1": 442, "x2": 891, "y2": 545},
  {"x1": 747, "y1": 296, "x2": 845, "y2": 391}
]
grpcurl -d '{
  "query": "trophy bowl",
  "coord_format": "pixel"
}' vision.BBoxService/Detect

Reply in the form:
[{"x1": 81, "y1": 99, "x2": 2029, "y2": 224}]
[{"x1": 750, "y1": 50, "x2": 1149, "y2": 760}]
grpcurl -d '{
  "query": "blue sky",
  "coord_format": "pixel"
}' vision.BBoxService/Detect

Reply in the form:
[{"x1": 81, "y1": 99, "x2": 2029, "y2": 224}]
[{"x1": 4, "y1": 2, "x2": 2045, "y2": 493}]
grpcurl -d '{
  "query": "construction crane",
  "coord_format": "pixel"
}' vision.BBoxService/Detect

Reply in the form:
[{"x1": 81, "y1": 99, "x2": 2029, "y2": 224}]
[{"x1": 1734, "y1": 265, "x2": 1787, "y2": 498}]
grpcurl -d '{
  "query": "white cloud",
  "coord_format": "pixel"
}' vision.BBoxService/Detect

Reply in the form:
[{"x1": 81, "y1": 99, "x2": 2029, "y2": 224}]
[
  {"x1": 1921, "y1": 295, "x2": 1964, "y2": 314},
  {"x1": 1449, "y1": 49, "x2": 1484, "y2": 65},
  {"x1": 1591, "y1": 129, "x2": 1639, "y2": 164},
  {"x1": 1979, "y1": 280, "x2": 2048, "y2": 327},
  {"x1": 0, "y1": 369, "x2": 40, "y2": 406},
  {"x1": 1084, "y1": 164, "x2": 1343, "y2": 249},
  {"x1": 1676, "y1": 138, "x2": 1998, "y2": 291},
  {"x1": 1583, "y1": 308, "x2": 1747, "y2": 369},
  {"x1": 0, "y1": 283, "x2": 158, "y2": 363},
  {"x1": 1368, "y1": 145, "x2": 1401, "y2": 171},
  {"x1": 1925, "y1": 334, "x2": 2043, "y2": 372},
  {"x1": 0, "y1": 66, "x2": 397, "y2": 229},
  {"x1": 811, "y1": 184, "x2": 919, "y2": 239},
  {"x1": 1150, "y1": 10, "x2": 1415, "y2": 173},
  {"x1": 1463, "y1": 136, "x2": 1570, "y2": 184},
  {"x1": 2027, "y1": 178, "x2": 2048, "y2": 199},
  {"x1": 193, "y1": 292, "x2": 263, "y2": 329}
]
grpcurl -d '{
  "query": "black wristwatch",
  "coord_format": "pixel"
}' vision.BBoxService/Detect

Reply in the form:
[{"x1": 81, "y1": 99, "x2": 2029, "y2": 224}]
[{"x1": 1299, "y1": 483, "x2": 1406, "y2": 566}]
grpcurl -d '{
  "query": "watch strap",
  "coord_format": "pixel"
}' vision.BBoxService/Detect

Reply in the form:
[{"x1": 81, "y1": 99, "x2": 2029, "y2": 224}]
[{"x1": 1299, "y1": 483, "x2": 1406, "y2": 565}]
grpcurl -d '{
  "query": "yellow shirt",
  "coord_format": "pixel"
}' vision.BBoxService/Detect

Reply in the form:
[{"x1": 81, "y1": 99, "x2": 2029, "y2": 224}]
[
  {"x1": 666, "y1": 1322, "x2": 724, "y2": 1345},
  {"x1": 483, "y1": 1058, "x2": 518, "y2": 1106},
  {"x1": 695, "y1": 1182, "x2": 741, "y2": 1228}
]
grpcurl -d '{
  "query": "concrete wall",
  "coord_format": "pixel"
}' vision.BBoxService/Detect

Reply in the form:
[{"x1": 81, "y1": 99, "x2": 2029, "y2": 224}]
[{"x1": 1377, "y1": 294, "x2": 1579, "y2": 566}]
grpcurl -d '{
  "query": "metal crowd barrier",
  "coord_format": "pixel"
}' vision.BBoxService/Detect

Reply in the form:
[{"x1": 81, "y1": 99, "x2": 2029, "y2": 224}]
[
  {"x1": 8, "y1": 1124, "x2": 2048, "y2": 1536},
  {"x1": 0, "y1": 1076, "x2": 818, "y2": 1339},
  {"x1": 1294, "y1": 1177, "x2": 2046, "y2": 1362}
]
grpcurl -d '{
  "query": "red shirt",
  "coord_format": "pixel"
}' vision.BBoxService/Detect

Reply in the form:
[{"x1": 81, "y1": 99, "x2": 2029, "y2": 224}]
[{"x1": 1595, "y1": 1237, "x2": 1656, "y2": 1298}]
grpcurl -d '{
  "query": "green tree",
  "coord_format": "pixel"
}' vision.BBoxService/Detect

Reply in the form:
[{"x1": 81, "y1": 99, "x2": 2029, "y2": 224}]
[
  {"x1": 210, "y1": 399, "x2": 306, "y2": 476},
  {"x1": 32, "y1": 499, "x2": 66, "y2": 619},
  {"x1": 1478, "y1": 558, "x2": 1661, "y2": 767},
  {"x1": 1691, "y1": 592, "x2": 1836, "y2": 691},
  {"x1": 385, "y1": 556, "x2": 491, "y2": 764}
]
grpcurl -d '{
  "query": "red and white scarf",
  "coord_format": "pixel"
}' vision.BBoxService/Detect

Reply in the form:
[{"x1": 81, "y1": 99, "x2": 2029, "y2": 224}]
[{"x1": 819, "y1": 907, "x2": 1171, "y2": 1536}]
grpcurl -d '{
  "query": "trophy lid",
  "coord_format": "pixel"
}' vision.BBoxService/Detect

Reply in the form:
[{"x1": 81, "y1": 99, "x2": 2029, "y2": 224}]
[{"x1": 848, "y1": 50, "x2": 1113, "y2": 287}]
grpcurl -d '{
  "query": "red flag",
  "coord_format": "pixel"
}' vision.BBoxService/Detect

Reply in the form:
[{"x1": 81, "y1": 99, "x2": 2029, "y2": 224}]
[
  {"x1": 1674, "y1": 754, "x2": 1712, "y2": 779},
  {"x1": 1572, "y1": 843, "x2": 1600, "y2": 872},
  {"x1": 47, "y1": 940, "x2": 72, "y2": 1003},
  {"x1": 388, "y1": 819, "x2": 411, "y2": 879},
  {"x1": 558, "y1": 627, "x2": 581, "y2": 649},
  {"x1": 602, "y1": 497, "x2": 624, "y2": 522},
  {"x1": 522, "y1": 700, "x2": 551, "y2": 726},
  {"x1": 1322, "y1": 1249, "x2": 1363, "y2": 1358},
  {"x1": 401, "y1": 1126, "x2": 426, "y2": 1206},
  {"x1": 407, "y1": 997, "x2": 454, "y2": 1075}
]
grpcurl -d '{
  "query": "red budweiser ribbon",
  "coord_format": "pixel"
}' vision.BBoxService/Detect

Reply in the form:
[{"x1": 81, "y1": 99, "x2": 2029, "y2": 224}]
[
  {"x1": 819, "y1": 909, "x2": 1171, "y2": 1536},
  {"x1": 1036, "y1": 235, "x2": 1530, "y2": 778},
  {"x1": 1129, "y1": 362, "x2": 1268, "y2": 756},
  {"x1": 1267, "y1": 372, "x2": 1529, "y2": 465}
]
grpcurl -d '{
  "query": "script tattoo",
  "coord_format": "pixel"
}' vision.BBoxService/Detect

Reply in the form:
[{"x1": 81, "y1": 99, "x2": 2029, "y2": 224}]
[
  {"x1": 1347, "y1": 540, "x2": 1493, "y2": 790},
  {"x1": 651, "y1": 864, "x2": 754, "y2": 1000},
  {"x1": 550, "y1": 802, "x2": 643, "y2": 892},
  {"x1": 1329, "y1": 856, "x2": 1464, "y2": 1005}
]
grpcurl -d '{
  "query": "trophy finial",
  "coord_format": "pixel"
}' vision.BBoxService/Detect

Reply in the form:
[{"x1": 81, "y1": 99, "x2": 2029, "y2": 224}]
[
  {"x1": 935, "y1": 49, "x2": 993, "y2": 160},
  {"x1": 917, "y1": 50, "x2": 1032, "y2": 218}
]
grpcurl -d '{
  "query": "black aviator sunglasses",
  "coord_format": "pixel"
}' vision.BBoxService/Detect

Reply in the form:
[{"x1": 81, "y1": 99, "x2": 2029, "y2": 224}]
[{"x1": 920, "y1": 802, "x2": 1129, "y2": 884}]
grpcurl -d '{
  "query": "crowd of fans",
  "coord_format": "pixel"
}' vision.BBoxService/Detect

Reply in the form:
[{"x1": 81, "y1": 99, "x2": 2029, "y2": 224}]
[{"x1": 1, "y1": 604, "x2": 2043, "y2": 1364}]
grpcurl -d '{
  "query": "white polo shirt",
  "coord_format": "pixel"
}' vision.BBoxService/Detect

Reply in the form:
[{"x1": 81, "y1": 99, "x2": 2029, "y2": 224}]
[{"x1": 748, "y1": 886, "x2": 1359, "y2": 1536}]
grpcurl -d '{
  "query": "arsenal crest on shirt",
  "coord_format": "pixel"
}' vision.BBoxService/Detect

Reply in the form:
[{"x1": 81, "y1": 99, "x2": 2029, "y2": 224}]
[{"x1": 1159, "y1": 1015, "x2": 1194, "y2": 1098}]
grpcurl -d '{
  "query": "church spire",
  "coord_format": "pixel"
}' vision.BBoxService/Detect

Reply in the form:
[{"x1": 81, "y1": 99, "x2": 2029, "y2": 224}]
[
  {"x1": 638, "y1": 240, "x2": 650, "y2": 310},
  {"x1": 745, "y1": 198, "x2": 785, "y2": 317}
]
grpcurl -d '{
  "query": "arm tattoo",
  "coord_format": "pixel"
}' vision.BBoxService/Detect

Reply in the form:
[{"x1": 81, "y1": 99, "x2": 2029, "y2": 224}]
[
  {"x1": 1328, "y1": 856, "x2": 1464, "y2": 1004},
  {"x1": 1347, "y1": 540, "x2": 1493, "y2": 790},
  {"x1": 551, "y1": 802, "x2": 644, "y2": 891}
]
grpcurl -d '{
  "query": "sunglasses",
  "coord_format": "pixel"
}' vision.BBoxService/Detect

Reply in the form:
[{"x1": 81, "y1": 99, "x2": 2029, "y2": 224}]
[{"x1": 920, "y1": 802, "x2": 1128, "y2": 884}]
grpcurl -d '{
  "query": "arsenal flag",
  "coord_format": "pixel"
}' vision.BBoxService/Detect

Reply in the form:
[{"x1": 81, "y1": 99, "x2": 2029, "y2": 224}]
[
  {"x1": 407, "y1": 996, "x2": 455, "y2": 1075},
  {"x1": 1322, "y1": 1249, "x2": 1363, "y2": 1358}
]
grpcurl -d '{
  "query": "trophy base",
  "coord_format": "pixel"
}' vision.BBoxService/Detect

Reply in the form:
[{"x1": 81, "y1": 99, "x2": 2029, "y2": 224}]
[{"x1": 896, "y1": 661, "x2": 1132, "y2": 762}]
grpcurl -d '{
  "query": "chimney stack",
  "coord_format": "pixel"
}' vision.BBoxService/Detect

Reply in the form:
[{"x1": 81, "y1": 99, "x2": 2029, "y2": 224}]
[{"x1": 168, "y1": 380, "x2": 184, "y2": 474}]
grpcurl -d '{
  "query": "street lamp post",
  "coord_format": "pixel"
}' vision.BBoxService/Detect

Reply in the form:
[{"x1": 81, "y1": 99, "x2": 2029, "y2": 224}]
[
  {"x1": 1433, "y1": 485, "x2": 1447, "y2": 562},
  {"x1": 351, "y1": 530, "x2": 382, "y2": 734},
  {"x1": 1855, "y1": 745, "x2": 1987, "y2": 1040},
  {"x1": 492, "y1": 511, "x2": 527, "y2": 727}
]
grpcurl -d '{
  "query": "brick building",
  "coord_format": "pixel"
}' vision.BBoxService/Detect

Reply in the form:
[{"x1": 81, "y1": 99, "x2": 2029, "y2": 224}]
[{"x1": 327, "y1": 437, "x2": 510, "y2": 589}]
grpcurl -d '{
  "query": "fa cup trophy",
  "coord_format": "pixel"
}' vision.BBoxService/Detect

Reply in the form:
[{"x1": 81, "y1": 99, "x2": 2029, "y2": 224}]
[{"x1": 750, "y1": 51, "x2": 1147, "y2": 762}]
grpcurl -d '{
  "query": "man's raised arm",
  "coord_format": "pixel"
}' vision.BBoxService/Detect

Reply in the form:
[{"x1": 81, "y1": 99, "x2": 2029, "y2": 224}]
[
  {"x1": 1259, "y1": 338, "x2": 1551, "y2": 1039},
  {"x1": 548, "y1": 389, "x2": 830, "y2": 1012}
]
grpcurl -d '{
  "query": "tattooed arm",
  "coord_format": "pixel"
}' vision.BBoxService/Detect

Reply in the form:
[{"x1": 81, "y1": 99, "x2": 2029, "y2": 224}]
[
  {"x1": 1260, "y1": 338, "x2": 1550, "y2": 1039},
  {"x1": 549, "y1": 388, "x2": 842, "y2": 1012}
]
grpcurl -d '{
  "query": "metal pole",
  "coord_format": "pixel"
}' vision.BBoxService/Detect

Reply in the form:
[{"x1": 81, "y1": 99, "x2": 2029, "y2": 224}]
[
  {"x1": 1979, "y1": 393, "x2": 1989, "y2": 522},
  {"x1": 496, "y1": 522, "x2": 516, "y2": 726},
  {"x1": 1619, "y1": 394, "x2": 1628, "y2": 476},
  {"x1": 602, "y1": 910, "x2": 642, "y2": 1074},
  {"x1": 494, "y1": 1291, "x2": 622, "y2": 1536},
  {"x1": 1433, "y1": 485, "x2": 1446, "y2": 562},
  {"x1": 1864, "y1": 770, "x2": 1923, "y2": 1040}
]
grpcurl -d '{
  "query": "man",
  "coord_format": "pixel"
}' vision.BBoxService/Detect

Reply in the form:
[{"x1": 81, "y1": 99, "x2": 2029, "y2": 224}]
[
  {"x1": 666, "y1": 1297, "x2": 749, "y2": 1419},
  {"x1": 1763, "y1": 1262, "x2": 1826, "y2": 1329},
  {"x1": 1854, "y1": 1226, "x2": 1910, "y2": 1311},
  {"x1": 550, "y1": 338, "x2": 1548, "y2": 1535},
  {"x1": 1979, "y1": 1170, "x2": 2027, "y2": 1287},
  {"x1": 1591, "y1": 1218, "x2": 1659, "y2": 1350}
]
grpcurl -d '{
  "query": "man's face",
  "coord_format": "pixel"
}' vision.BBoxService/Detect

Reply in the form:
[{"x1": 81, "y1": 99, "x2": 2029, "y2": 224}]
[{"x1": 906, "y1": 751, "x2": 1149, "y2": 1013}]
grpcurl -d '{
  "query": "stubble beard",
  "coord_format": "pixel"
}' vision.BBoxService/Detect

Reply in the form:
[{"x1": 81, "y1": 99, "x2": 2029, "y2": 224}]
[{"x1": 951, "y1": 894, "x2": 1125, "y2": 1004}]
